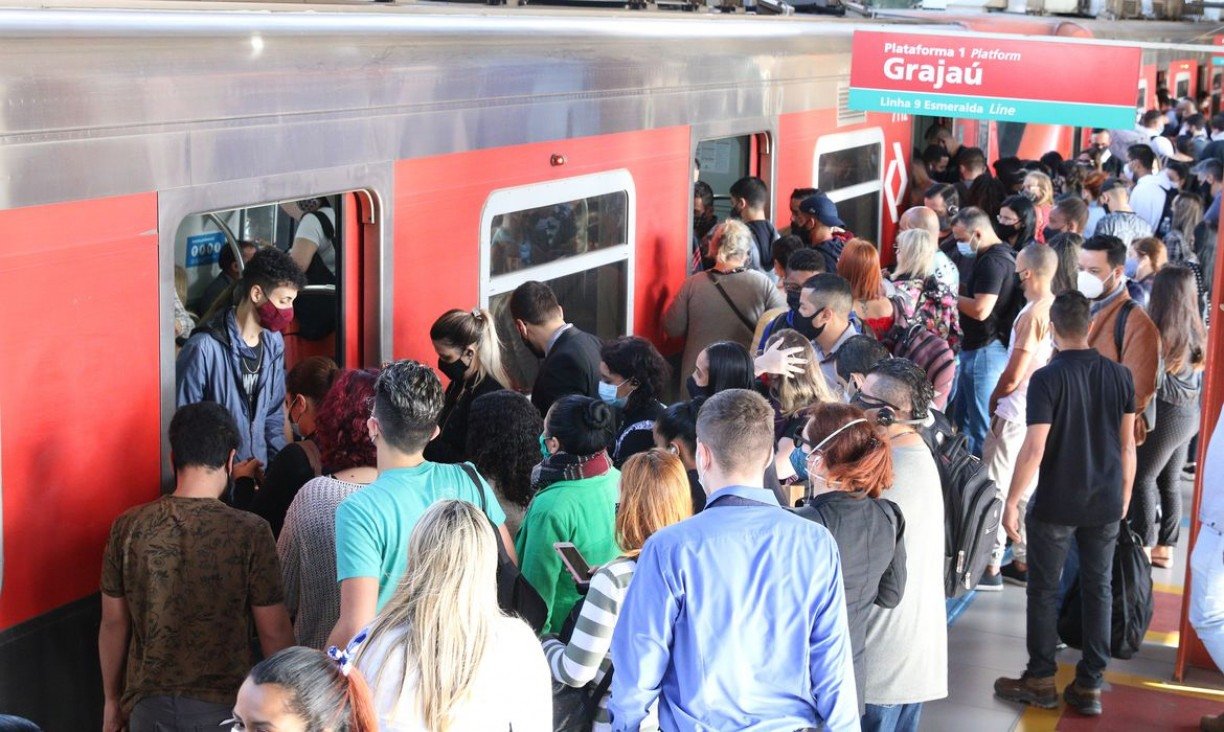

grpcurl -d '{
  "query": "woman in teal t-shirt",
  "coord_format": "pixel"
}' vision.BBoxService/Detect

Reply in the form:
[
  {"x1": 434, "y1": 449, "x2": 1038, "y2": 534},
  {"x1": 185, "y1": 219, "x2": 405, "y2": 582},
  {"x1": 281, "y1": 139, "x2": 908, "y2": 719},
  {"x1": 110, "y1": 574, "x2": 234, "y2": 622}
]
[{"x1": 515, "y1": 395, "x2": 622, "y2": 634}]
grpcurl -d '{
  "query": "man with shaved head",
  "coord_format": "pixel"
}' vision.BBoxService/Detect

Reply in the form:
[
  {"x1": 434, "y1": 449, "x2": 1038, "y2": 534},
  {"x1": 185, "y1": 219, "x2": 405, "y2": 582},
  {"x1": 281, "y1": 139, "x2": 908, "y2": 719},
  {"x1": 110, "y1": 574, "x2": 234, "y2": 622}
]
[
  {"x1": 899, "y1": 205, "x2": 960, "y2": 291},
  {"x1": 977, "y1": 243, "x2": 1058, "y2": 590}
]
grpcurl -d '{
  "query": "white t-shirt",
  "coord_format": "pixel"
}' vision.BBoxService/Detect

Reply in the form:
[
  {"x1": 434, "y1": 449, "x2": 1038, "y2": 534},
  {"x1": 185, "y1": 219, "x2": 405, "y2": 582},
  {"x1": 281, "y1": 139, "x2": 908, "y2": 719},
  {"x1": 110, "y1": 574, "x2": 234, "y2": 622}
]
[
  {"x1": 995, "y1": 298, "x2": 1055, "y2": 425},
  {"x1": 357, "y1": 615, "x2": 552, "y2": 732},
  {"x1": 294, "y1": 207, "x2": 336, "y2": 275}
]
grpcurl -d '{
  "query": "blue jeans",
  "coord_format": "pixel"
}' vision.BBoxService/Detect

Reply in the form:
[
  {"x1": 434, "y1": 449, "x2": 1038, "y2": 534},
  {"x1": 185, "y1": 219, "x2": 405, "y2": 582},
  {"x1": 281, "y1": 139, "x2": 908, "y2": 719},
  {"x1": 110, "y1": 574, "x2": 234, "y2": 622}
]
[
  {"x1": 952, "y1": 340, "x2": 1008, "y2": 457},
  {"x1": 862, "y1": 703, "x2": 923, "y2": 732}
]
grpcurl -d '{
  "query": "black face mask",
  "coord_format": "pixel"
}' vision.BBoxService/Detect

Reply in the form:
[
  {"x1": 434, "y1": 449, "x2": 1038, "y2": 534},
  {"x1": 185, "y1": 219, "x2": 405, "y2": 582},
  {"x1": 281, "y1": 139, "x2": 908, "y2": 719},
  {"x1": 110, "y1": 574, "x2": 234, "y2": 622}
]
[
  {"x1": 995, "y1": 222, "x2": 1019, "y2": 242},
  {"x1": 807, "y1": 308, "x2": 827, "y2": 340},
  {"x1": 437, "y1": 355, "x2": 470, "y2": 382},
  {"x1": 686, "y1": 376, "x2": 709, "y2": 400},
  {"x1": 785, "y1": 288, "x2": 802, "y2": 311},
  {"x1": 1042, "y1": 226, "x2": 1061, "y2": 242}
]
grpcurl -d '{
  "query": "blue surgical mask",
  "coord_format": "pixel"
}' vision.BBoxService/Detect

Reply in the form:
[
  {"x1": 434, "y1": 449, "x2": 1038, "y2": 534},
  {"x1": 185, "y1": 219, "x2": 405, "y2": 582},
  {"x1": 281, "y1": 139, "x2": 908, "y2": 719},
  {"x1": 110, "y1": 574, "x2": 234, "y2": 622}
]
[
  {"x1": 1124, "y1": 256, "x2": 1140, "y2": 278},
  {"x1": 539, "y1": 434, "x2": 551, "y2": 459},
  {"x1": 598, "y1": 380, "x2": 626, "y2": 407},
  {"x1": 956, "y1": 239, "x2": 974, "y2": 257}
]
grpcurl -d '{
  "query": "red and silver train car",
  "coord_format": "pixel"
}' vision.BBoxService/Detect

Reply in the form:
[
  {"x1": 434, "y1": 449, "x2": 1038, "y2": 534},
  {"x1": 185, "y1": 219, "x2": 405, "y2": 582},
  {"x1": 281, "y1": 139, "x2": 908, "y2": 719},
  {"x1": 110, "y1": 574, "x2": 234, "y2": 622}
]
[{"x1": 0, "y1": 3, "x2": 1215, "y2": 726}]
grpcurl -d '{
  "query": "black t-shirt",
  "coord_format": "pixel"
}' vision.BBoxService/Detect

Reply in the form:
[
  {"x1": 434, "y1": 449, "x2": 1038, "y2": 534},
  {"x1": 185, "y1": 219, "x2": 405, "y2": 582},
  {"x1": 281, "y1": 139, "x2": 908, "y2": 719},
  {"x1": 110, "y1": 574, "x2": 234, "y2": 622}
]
[
  {"x1": 961, "y1": 244, "x2": 1017, "y2": 351},
  {"x1": 1027, "y1": 348, "x2": 1136, "y2": 527},
  {"x1": 744, "y1": 219, "x2": 778, "y2": 270}
]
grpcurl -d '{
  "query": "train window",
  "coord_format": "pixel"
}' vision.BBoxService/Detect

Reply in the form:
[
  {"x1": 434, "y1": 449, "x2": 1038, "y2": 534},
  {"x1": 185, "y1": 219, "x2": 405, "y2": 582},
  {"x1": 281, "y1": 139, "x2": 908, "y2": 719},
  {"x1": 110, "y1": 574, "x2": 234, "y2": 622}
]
[
  {"x1": 696, "y1": 136, "x2": 753, "y2": 221},
  {"x1": 173, "y1": 194, "x2": 350, "y2": 370},
  {"x1": 814, "y1": 129, "x2": 884, "y2": 245},
  {"x1": 482, "y1": 171, "x2": 635, "y2": 391}
]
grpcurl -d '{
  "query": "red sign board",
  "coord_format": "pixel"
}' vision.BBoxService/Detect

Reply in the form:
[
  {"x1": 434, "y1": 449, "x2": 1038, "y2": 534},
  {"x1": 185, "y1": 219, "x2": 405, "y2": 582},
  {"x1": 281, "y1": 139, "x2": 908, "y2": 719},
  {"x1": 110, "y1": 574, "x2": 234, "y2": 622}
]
[{"x1": 848, "y1": 30, "x2": 1142, "y2": 128}]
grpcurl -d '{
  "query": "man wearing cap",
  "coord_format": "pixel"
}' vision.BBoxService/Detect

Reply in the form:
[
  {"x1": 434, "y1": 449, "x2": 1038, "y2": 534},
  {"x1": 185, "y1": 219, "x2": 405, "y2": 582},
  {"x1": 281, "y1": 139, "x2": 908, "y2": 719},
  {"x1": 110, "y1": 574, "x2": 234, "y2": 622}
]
[
  {"x1": 1095, "y1": 178, "x2": 1153, "y2": 251},
  {"x1": 795, "y1": 192, "x2": 852, "y2": 273}
]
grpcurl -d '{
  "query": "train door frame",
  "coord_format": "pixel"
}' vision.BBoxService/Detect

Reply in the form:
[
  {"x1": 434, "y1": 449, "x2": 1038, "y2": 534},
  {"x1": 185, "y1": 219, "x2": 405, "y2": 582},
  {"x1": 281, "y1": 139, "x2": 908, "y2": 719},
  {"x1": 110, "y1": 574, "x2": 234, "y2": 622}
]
[
  {"x1": 157, "y1": 163, "x2": 392, "y2": 483},
  {"x1": 688, "y1": 119, "x2": 777, "y2": 258},
  {"x1": 813, "y1": 128, "x2": 885, "y2": 246}
]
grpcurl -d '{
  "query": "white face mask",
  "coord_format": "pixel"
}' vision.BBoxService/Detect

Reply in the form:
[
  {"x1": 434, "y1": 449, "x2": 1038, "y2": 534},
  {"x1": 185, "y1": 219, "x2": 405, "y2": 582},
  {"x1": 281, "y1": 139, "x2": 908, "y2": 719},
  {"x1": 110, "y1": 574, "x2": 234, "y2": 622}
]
[{"x1": 1077, "y1": 270, "x2": 1106, "y2": 300}]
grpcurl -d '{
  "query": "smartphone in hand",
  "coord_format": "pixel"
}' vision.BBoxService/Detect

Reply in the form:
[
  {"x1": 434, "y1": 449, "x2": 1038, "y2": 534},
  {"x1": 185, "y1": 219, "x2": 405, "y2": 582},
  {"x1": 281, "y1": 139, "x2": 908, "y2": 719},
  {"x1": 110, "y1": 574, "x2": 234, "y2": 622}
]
[{"x1": 554, "y1": 541, "x2": 594, "y2": 592}]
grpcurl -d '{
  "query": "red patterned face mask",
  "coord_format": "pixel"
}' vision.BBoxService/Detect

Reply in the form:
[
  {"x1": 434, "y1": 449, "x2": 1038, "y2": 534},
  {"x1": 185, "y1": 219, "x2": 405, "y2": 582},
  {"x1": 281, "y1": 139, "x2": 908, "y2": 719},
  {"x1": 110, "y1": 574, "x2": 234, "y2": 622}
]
[{"x1": 256, "y1": 299, "x2": 294, "y2": 332}]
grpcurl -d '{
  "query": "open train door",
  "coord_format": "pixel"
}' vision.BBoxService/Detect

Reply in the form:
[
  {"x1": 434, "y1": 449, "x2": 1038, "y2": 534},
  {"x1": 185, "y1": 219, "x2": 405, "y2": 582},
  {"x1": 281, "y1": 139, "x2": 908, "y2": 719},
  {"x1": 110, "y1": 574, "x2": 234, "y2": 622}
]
[{"x1": 160, "y1": 166, "x2": 393, "y2": 481}]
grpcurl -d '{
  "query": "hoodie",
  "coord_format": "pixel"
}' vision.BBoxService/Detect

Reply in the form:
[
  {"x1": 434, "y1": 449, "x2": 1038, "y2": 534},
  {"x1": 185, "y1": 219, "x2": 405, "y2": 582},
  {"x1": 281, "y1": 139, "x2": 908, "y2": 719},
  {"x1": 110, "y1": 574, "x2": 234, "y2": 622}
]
[{"x1": 175, "y1": 308, "x2": 288, "y2": 464}]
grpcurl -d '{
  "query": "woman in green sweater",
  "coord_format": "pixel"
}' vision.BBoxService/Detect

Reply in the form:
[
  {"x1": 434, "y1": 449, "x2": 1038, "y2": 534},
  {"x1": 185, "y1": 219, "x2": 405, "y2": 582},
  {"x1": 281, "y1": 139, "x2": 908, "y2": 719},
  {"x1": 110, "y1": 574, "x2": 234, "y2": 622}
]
[{"x1": 515, "y1": 395, "x2": 621, "y2": 634}]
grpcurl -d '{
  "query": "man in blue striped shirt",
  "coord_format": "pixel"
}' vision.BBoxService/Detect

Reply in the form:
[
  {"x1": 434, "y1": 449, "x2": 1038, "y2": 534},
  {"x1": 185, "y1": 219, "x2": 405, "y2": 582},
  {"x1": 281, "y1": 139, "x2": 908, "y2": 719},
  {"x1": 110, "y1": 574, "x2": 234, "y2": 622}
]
[{"x1": 609, "y1": 389, "x2": 859, "y2": 732}]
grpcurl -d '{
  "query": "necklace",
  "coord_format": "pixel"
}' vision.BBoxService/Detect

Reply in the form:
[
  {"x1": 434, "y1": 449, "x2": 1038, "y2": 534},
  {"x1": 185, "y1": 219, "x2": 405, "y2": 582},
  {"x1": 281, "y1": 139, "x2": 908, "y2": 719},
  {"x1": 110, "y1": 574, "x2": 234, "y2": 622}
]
[{"x1": 241, "y1": 340, "x2": 263, "y2": 375}]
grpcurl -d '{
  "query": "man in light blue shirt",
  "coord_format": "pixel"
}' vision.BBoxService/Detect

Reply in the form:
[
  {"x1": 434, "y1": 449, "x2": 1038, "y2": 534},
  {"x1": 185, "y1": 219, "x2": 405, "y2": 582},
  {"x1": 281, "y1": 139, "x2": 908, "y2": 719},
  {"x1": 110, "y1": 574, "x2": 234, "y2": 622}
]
[
  {"x1": 327, "y1": 360, "x2": 510, "y2": 649},
  {"x1": 609, "y1": 389, "x2": 858, "y2": 732}
]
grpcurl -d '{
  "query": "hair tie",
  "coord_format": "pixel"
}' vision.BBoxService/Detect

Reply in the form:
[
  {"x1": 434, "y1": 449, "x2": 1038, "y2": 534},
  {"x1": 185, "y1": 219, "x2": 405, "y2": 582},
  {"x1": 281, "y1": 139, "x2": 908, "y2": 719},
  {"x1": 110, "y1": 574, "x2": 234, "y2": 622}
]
[
  {"x1": 326, "y1": 627, "x2": 369, "y2": 677},
  {"x1": 471, "y1": 308, "x2": 483, "y2": 321}
]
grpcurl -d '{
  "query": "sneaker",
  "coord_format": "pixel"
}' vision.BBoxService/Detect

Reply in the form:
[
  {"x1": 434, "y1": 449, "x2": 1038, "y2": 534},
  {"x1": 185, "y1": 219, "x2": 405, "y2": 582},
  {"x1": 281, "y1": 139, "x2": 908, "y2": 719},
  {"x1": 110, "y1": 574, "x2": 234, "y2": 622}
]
[
  {"x1": 1001, "y1": 563, "x2": 1028, "y2": 586},
  {"x1": 994, "y1": 673, "x2": 1058, "y2": 709},
  {"x1": 976, "y1": 569, "x2": 1003, "y2": 592},
  {"x1": 1201, "y1": 712, "x2": 1224, "y2": 731},
  {"x1": 1063, "y1": 682, "x2": 1102, "y2": 716}
]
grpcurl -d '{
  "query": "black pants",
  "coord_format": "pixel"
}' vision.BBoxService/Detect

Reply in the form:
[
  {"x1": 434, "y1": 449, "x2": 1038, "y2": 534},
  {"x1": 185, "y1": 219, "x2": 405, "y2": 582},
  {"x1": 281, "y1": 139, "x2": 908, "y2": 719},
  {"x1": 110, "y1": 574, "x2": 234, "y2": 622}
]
[
  {"x1": 1130, "y1": 398, "x2": 1198, "y2": 547},
  {"x1": 1025, "y1": 516, "x2": 1119, "y2": 689}
]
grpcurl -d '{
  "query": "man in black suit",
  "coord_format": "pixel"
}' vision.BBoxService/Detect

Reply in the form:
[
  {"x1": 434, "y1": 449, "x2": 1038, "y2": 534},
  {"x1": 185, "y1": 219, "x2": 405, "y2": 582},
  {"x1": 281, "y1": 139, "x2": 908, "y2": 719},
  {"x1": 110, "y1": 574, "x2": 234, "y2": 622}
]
[{"x1": 510, "y1": 281, "x2": 603, "y2": 417}]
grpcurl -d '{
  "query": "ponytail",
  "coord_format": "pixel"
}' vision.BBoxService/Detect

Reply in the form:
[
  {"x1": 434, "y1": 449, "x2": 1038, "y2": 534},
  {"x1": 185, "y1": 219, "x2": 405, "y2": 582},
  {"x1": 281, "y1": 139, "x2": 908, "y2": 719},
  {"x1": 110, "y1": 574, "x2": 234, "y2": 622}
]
[
  {"x1": 342, "y1": 667, "x2": 379, "y2": 732},
  {"x1": 429, "y1": 308, "x2": 511, "y2": 389}
]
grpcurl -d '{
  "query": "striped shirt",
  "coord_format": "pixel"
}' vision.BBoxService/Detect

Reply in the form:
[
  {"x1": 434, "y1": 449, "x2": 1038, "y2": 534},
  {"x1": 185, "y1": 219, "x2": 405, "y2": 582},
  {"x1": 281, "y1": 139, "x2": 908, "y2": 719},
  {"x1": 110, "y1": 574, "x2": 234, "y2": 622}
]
[
  {"x1": 541, "y1": 556, "x2": 658, "y2": 731},
  {"x1": 277, "y1": 475, "x2": 365, "y2": 649}
]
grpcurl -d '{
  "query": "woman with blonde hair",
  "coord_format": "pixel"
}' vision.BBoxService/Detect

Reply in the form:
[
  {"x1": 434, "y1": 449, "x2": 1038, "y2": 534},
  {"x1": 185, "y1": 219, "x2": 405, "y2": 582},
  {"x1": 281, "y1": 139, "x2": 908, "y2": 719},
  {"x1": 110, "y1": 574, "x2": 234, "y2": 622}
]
[
  {"x1": 355, "y1": 500, "x2": 551, "y2": 731},
  {"x1": 762, "y1": 328, "x2": 836, "y2": 441},
  {"x1": 542, "y1": 448, "x2": 692, "y2": 731},
  {"x1": 1023, "y1": 171, "x2": 1055, "y2": 242},
  {"x1": 890, "y1": 228, "x2": 961, "y2": 354},
  {"x1": 425, "y1": 307, "x2": 511, "y2": 463}
]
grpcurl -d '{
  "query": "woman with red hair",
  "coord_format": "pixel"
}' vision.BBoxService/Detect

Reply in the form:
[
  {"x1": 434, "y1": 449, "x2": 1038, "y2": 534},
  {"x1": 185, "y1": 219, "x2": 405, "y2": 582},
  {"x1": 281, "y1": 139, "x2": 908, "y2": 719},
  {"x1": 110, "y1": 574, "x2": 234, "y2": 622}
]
[
  {"x1": 792, "y1": 402, "x2": 906, "y2": 714},
  {"x1": 837, "y1": 238, "x2": 910, "y2": 337},
  {"x1": 277, "y1": 368, "x2": 381, "y2": 649}
]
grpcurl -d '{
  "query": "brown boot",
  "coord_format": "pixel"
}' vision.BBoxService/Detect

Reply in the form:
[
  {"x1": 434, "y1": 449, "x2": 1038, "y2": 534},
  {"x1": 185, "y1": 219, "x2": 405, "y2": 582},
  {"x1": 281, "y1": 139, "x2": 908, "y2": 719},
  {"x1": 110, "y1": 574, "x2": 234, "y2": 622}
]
[
  {"x1": 994, "y1": 673, "x2": 1058, "y2": 709},
  {"x1": 1202, "y1": 712, "x2": 1224, "y2": 731},
  {"x1": 1063, "y1": 682, "x2": 1102, "y2": 716}
]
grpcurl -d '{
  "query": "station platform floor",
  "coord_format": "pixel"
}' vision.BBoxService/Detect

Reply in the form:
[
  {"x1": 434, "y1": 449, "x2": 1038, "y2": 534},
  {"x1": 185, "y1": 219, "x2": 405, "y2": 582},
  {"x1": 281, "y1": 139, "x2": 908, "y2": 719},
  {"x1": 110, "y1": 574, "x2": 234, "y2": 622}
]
[{"x1": 922, "y1": 473, "x2": 1224, "y2": 731}]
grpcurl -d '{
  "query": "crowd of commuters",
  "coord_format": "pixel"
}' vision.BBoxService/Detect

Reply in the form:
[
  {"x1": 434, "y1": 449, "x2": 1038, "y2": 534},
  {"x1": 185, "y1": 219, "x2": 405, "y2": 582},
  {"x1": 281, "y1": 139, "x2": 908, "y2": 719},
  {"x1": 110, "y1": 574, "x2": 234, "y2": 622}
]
[{"x1": 96, "y1": 108, "x2": 1224, "y2": 732}]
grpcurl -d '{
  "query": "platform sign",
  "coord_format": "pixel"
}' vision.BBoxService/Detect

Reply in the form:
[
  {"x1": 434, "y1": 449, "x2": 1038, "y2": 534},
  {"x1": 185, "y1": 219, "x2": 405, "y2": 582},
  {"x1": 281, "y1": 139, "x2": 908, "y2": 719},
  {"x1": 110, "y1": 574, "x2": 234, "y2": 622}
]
[
  {"x1": 848, "y1": 31, "x2": 1141, "y2": 129},
  {"x1": 185, "y1": 231, "x2": 226, "y2": 268}
]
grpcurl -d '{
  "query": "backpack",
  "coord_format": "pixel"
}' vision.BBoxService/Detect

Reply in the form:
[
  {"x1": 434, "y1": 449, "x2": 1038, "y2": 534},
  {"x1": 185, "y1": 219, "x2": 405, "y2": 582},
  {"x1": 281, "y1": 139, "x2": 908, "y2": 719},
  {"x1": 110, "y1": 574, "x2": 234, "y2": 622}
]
[
  {"x1": 879, "y1": 296, "x2": 956, "y2": 405},
  {"x1": 1057, "y1": 521, "x2": 1154, "y2": 660},
  {"x1": 925, "y1": 423, "x2": 1003, "y2": 599},
  {"x1": 458, "y1": 463, "x2": 549, "y2": 633},
  {"x1": 293, "y1": 209, "x2": 338, "y2": 341}
]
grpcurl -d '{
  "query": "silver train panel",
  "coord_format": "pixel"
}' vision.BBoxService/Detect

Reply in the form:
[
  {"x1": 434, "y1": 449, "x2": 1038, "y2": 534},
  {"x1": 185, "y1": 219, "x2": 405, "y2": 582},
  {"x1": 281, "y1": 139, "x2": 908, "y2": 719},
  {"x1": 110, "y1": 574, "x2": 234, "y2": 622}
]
[{"x1": 0, "y1": 6, "x2": 880, "y2": 211}]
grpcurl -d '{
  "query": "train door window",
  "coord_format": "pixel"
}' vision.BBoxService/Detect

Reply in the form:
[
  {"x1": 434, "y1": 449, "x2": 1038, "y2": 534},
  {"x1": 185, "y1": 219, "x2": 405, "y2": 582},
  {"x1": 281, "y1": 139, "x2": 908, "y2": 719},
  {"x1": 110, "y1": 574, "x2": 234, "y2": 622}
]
[
  {"x1": 814, "y1": 129, "x2": 884, "y2": 244},
  {"x1": 1138, "y1": 79, "x2": 1148, "y2": 112},
  {"x1": 1175, "y1": 71, "x2": 1191, "y2": 100},
  {"x1": 482, "y1": 171, "x2": 635, "y2": 391},
  {"x1": 173, "y1": 193, "x2": 357, "y2": 371},
  {"x1": 1213, "y1": 69, "x2": 1223, "y2": 115},
  {"x1": 695, "y1": 133, "x2": 772, "y2": 224}
]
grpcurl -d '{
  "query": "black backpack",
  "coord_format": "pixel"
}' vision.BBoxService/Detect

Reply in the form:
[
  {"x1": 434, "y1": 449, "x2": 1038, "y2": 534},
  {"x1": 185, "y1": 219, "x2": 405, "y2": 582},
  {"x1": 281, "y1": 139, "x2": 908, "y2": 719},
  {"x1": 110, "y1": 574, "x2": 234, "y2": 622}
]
[
  {"x1": 1057, "y1": 521, "x2": 1154, "y2": 660},
  {"x1": 459, "y1": 463, "x2": 549, "y2": 633},
  {"x1": 1155, "y1": 185, "x2": 1178, "y2": 239},
  {"x1": 924, "y1": 418, "x2": 1003, "y2": 598}
]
